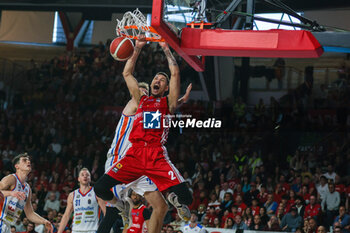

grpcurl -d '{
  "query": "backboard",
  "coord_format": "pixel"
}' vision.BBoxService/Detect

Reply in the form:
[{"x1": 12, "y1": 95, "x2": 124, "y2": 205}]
[{"x1": 151, "y1": 0, "x2": 323, "y2": 72}]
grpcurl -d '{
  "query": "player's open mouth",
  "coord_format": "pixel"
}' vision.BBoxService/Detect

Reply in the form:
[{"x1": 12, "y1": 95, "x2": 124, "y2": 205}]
[{"x1": 153, "y1": 84, "x2": 160, "y2": 90}]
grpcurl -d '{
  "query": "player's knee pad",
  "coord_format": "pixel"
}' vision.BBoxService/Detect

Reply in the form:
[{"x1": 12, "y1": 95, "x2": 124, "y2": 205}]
[{"x1": 169, "y1": 182, "x2": 193, "y2": 205}]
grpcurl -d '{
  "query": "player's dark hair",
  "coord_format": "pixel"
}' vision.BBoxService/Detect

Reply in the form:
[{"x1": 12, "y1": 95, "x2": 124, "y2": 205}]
[
  {"x1": 12, "y1": 153, "x2": 30, "y2": 170},
  {"x1": 155, "y1": 72, "x2": 170, "y2": 85}
]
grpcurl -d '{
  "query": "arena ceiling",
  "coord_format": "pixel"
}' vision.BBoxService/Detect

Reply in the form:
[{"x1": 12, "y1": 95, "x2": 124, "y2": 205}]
[{"x1": 0, "y1": 0, "x2": 349, "y2": 14}]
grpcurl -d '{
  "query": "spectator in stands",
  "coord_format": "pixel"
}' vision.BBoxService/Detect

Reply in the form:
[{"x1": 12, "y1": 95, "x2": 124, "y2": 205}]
[
  {"x1": 183, "y1": 211, "x2": 206, "y2": 233},
  {"x1": 317, "y1": 226, "x2": 327, "y2": 233},
  {"x1": 45, "y1": 183, "x2": 60, "y2": 201},
  {"x1": 250, "y1": 215, "x2": 264, "y2": 230},
  {"x1": 43, "y1": 192, "x2": 60, "y2": 213},
  {"x1": 220, "y1": 193, "x2": 233, "y2": 213},
  {"x1": 213, "y1": 218, "x2": 221, "y2": 228},
  {"x1": 234, "y1": 195, "x2": 247, "y2": 216},
  {"x1": 322, "y1": 183, "x2": 341, "y2": 228},
  {"x1": 264, "y1": 193, "x2": 278, "y2": 217},
  {"x1": 295, "y1": 196, "x2": 305, "y2": 217},
  {"x1": 306, "y1": 218, "x2": 318, "y2": 233},
  {"x1": 259, "y1": 207, "x2": 269, "y2": 226},
  {"x1": 251, "y1": 199, "x2": 260, "y2": 216},
  {"x1": 333, "y1": 206, "x2": 350, "y2": 233},
  {"x1": 323, "y1": 164, "x2": 337, "y2": 183},
  {"x1": 317, "y1": 176, "x2": 329, "y2": 201},
  {"x1": 232, "y1": 215, "x2": 248, "y2": 230},
  {"x1": 10, "y1": 226, "x2": 16, "y2": 233},
  {"x1": 304, "y1": 195, "x2": 322, "y2": 220},
  {"x1": 219, "y1": 182, "x2": 233, "y2": 201},
  {"x1": 169, "y1": 213, "x2": 185, "y2": 231},
  {"x1": 242, "y1": 207, "x2": 253, "y2": 227},
  {"x1": 166, "y1": 225, "x2": 174, "y2": 233},
  {"x1": 280, "y1": 206, "x2": 303, "y2": 232},
  {"x1": 207, "y1": 192, "x2": 220, "y2": 213},
  {"x1": 244, "y1": 182, "x2": 259, "y2": 206},
  {"x1": 25, "y1": 222, "x2": 38, "y2": 233},
  {"x1": 264, "y1": 215, "x2": 281, "y2": 231},
  {"x1": 300, "y1": 185, "x2": 311, "y2": 204},
  {"x1": 224, "y1": 217, "x2": 234, "y2": 229}
]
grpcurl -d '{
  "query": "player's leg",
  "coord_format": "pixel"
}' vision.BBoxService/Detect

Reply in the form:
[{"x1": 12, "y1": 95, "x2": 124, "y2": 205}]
[
  {"x1": 95, "y1": 152, "x2": 142, "y2": 203},
  {"x1": 97, "y1": 156, "x2": 127, "y2": 233},
  {"x1": 144, "y1": 191, "x2": 168, "y2": 233},
  {"x1": 145, "y1": 146, "x2": 193, "y2": 221},
  {"x1": 97, "y1": 206, "x2": 119, "y2": 233},
  {"x1": 129, "y1": 176, "x2": 168, "y2": 233}
]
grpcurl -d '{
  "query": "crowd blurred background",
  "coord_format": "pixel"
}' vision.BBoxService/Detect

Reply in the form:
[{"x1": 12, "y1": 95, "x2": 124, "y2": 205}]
[{"x1": 0, "y1": 40, "x2": 350, "y2": 233}]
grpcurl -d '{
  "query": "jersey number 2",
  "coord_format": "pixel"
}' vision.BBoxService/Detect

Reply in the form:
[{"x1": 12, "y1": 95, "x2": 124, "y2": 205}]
[{"x1": 168, "y1": 171, "x2": 176, "y2": 181}]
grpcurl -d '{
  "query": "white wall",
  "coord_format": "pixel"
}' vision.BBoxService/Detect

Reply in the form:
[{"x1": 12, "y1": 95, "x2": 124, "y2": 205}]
[
  {"x1": 91, "y1": 13, "x2": 123, "y2": 44},
  {"x1": 0, "y1": 11, "x2": 54, "y2": 43}
]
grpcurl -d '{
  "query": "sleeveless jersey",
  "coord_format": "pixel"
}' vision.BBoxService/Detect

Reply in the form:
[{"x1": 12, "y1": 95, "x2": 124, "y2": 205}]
[
  {"x1": 129, "y1": 96, "x2": 170, "y2": 145},
  {"x1": 72, "y1": 187, "x2": 100, "y2": 232},
  {"x1": 107, "y1": 114, "x2": 134, "y2": 166},
  {"x1": 0, "y1": 174, "x2": 30, "y2": 226},
  {"x1": 128, "y1": 204, "x2": 148, "y2": 233}
]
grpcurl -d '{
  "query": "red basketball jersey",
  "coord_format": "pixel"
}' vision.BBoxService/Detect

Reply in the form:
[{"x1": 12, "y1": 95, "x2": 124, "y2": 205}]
[
  {"x1": 128, "y1": 205, "x2": 148, "y2": 233},
  {"x1": 130, "y1": 95, "x2": 170, "y2": 145}
]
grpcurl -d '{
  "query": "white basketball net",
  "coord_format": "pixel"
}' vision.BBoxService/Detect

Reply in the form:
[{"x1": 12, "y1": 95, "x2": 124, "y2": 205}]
[{"x1": 116, "y1": 9, "x2": 162, "y2": 41}]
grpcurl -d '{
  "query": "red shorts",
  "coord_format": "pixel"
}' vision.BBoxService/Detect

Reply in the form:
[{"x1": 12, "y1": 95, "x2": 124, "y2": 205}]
[{"x1": 106, "y1": 143, "x2": 184, "y2": 191}]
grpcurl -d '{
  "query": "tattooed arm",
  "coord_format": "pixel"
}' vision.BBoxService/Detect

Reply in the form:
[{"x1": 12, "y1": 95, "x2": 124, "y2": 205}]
[{"x1": 160, "y1": 42, "x2": 180, "y2": 114}]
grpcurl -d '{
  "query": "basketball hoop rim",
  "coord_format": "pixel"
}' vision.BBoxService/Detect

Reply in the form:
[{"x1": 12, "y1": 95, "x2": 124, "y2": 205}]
[{"x1": 117, "y1": 25, "x2": 165, "y2": 42}]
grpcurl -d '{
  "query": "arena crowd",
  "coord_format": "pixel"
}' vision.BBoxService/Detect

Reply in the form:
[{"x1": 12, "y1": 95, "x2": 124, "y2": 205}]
[{"x1": 0, "y1": 41, "x2": 349, "y2": 233}]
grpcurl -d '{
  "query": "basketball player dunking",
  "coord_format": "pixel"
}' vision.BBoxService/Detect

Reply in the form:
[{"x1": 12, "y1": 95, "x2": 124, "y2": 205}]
[
  {"x1": 95, "y1": 37, "x2": 193, "y2": 233},
  {"x1": 98, "y1": 81, "x2": 192, "y2": 232},
  {"x1": 0, "y1": 153, "x2": 53, "y2": 233}
]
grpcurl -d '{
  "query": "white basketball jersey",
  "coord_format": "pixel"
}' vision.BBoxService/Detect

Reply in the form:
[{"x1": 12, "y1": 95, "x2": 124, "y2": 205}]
[
  {"x1": 72, "y1": 187, "x2": 100, "y2": 232},
  {"x1": 0, "y1": 174, "x2": 30, "y2": 226},
  {"x1": 106, "y1": 114, "x2": 134, "y2": 166}
]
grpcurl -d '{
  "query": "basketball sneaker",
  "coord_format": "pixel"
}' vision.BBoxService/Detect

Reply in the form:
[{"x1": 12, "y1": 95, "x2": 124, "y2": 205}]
[
  {"x1": 167, "y1": 192, "x2": 191, "y2": 221},
  {"x1": 115, "y1": 199, "x2": 132, "y2": 229}
]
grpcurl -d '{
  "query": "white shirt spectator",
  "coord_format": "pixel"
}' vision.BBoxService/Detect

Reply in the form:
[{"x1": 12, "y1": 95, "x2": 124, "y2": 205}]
[
  {"x1": 323, "y1": 172, "x2": 336, "y2": 183},
  {"x1": 35, "y1": 224, "x2": 45, "y2": 233},
  {"x1": 183, "y1": 224, "x2": 206, "y2": 233},
  {"x1": 219, "y1": 189, "x2": 233, "y2": 201},
  {"x1": 43, "y1": 193, "x2": 60, "y2": 212},
  {"x1": 316, "y1": 183, "x2": 329, "y2": 201},
  {"x1": 322, "y1": 184, "x2": 340, "y2": 211}
]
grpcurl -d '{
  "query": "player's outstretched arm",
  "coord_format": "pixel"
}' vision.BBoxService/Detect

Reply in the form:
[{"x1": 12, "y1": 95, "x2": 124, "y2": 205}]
[
  {"x1": 0, "y1": 175, "x2": 26, "y2": 200},
  {"x1": 160, "y1": 42, "x2": 180, "y2": 113},
  {"x1": 96, "y1": 196, "x2": 106, "y2": 216},
  {"x1": 24, "y1": 189, "x2": 53, "y2": 233},
  {"x1": 57, "y1": 192, "x2": 74, "y2": 233},
  {"x1": 122, "y1": 36, "x2": 147, "y2": 103},
  {"x1": 177, "y1": 83, "x2": 192, "y2": 108}
]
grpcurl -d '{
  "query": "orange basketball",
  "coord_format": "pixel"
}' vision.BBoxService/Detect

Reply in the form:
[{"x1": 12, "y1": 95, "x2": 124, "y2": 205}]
[{"x1": 110, "y1": 37, "x2": 134, "y2": 61}]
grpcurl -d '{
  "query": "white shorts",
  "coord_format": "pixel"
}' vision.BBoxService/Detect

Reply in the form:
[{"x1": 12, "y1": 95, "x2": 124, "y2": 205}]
[
  {"x1": 0, "y1": 220, "x2": 11, "y2": 233},
  {"x1": 105, "y1": 155, "x2": 158, "y2": 207},
  {"x1": 105, "y1": 155, "x2": 116, "y2": 171}
]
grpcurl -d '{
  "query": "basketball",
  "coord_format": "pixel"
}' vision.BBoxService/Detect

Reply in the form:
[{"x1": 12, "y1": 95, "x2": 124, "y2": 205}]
[{"x1": 110, "y1": 37, "x2": 134, "y2": 61}]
